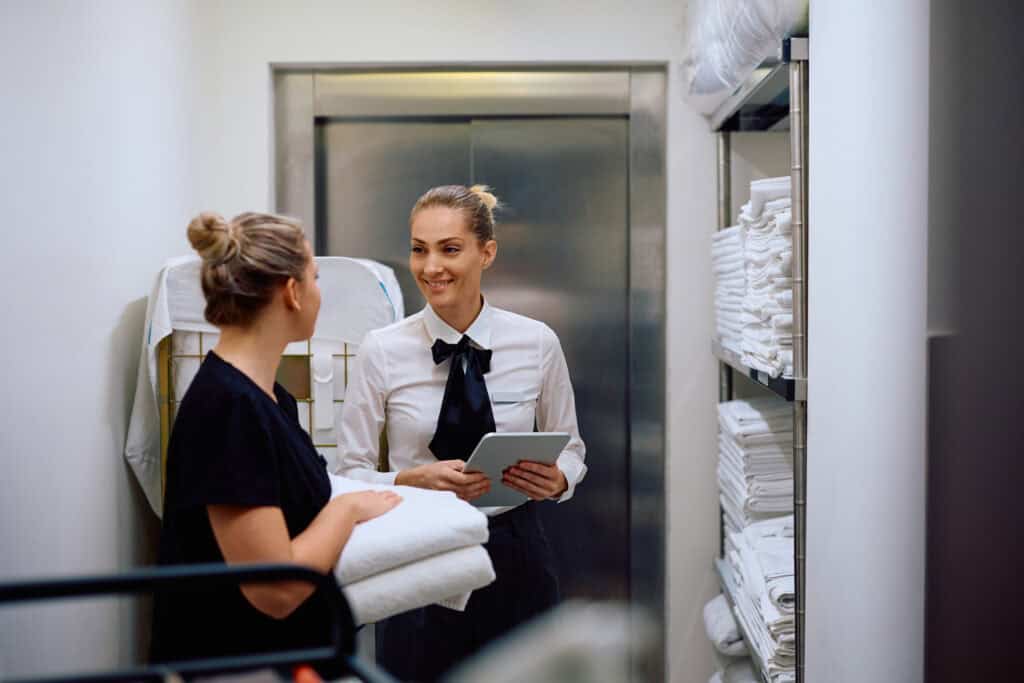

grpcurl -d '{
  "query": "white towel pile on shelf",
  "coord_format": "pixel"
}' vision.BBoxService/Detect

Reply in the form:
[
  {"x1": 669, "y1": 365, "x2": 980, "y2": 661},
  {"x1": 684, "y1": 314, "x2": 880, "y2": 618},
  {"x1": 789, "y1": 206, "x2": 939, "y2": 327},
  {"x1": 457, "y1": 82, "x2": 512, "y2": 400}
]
[
  {"x1": 717, "y1": 398, "x2": 794, "y2": 535},
  {"x1": 739, "y1": 177, "x2": 794, "y2": 378},
  {"x1": 328, "y1": 475, "x2": 496, "y2": 625},
  {"x1": 723, "y1": 515, "x2": 796, "y2": 683},
  {"x1": 712, "y1": 225, "x2": 746, "y2": 355}
]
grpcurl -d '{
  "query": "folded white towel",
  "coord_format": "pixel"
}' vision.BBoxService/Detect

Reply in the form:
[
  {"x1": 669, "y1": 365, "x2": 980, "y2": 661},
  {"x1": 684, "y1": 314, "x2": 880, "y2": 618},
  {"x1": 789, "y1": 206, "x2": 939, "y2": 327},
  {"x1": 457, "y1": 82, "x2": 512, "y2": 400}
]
[
  {"x1": 745, "y1": 178, "x2": 791, "y2": 220},
  {"x1": 744, "y1": 327, "x2": 793, "y2": 348},
  {"x1": 704, "y1": 593, "x2": 749, "y2": 657},
  {"x1": 720, "y1": 398, "x2": 792, "y2": 421},
  {"x1": 719, "y1": 408, "x2": 792, "y2": 437},
  {"x1": 767, "y1": 575, "x2": 795, "y2": 614},
  {"x1": 770, "y1": 314, "x2": 793, "y2": 331},
  {"x1": 329, "y1": 474, "x2": 489, "y2": 584},
  {"x1": 761, "y1": 198, "x2": 791, "y2": 218},
  {"x1": 714, "y1": 225, "x2": 744, "y2": 242},
  {"x1": 745, "y1": 515, "x2": 795, "y2": 542},
  {"x1": 342, "y1": 545, "x2": 496, "y2": 625},
  {"x1": 743, "y1": 298, "x2": 789, "y2": 322}
]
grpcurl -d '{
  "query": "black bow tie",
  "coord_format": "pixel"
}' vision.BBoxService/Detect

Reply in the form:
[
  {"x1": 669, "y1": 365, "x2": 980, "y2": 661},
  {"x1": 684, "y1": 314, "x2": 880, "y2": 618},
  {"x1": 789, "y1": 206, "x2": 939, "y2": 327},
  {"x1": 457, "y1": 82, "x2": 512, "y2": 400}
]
[
  {"x1": 430, "y1": 336, "x2": 492, "y2": 374},
  {"x1": 428, "y1": 335, "x2": 496, "y2": 461}
]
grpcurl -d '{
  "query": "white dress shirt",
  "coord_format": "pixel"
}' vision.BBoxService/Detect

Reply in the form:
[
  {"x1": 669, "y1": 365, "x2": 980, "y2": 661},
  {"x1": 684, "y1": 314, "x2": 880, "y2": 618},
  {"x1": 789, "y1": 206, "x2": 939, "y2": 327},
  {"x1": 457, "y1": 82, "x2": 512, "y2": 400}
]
[{"x1": 336, "y1": 300, "x2": 587, "y2": 514}]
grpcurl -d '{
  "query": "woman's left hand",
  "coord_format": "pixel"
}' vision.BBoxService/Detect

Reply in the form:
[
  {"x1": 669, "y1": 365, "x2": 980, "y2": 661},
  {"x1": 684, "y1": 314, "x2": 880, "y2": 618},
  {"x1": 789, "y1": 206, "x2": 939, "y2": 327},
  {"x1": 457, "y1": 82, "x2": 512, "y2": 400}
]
[{"x1": 503, "y1": 461, "x2": 568, "y2": 501}]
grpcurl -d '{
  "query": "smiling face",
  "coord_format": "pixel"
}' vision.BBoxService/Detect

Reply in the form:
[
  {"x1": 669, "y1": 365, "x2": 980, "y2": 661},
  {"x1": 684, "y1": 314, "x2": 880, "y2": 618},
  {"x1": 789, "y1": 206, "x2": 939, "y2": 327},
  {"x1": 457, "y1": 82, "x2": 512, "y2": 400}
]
[{"x1": 410, "y1": 206, "x2": 496, "y2": 324}]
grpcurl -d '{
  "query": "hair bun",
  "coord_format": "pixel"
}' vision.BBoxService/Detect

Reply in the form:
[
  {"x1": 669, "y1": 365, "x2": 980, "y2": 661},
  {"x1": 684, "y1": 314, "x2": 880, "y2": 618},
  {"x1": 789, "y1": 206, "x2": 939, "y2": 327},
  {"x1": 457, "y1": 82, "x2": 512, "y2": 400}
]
[
  {"x1": 469, "y1": 184, "x2": 499, "y2": 212},
  {"x1": 187, "y1": 211, "x2": 237, "y2": 263}
]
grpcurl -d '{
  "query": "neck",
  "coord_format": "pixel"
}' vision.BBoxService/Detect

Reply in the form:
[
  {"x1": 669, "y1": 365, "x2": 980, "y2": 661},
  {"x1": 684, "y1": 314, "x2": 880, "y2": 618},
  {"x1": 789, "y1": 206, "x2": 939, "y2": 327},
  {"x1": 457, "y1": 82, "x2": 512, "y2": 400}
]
[
  {"x1": 435, "y1": 294, "x2": 484, "y2": 334},
  {"x1": 212, "y1": 322, "x2": 288, "y2": 400}
]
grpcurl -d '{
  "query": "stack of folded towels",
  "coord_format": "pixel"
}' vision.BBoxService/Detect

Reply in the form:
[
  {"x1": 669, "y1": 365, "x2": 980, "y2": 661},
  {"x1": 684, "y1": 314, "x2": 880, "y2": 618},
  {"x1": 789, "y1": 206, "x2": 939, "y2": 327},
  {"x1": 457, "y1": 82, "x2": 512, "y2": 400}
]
[
  {"x1": 724, "y1": 515, "x2": 796, "y2": 683},
  {"x1": 328, "y1": 475, "x2": 496, "y2": 625},
  {"x1": 712, "y1": 225, "x2": 746, "y2": 354},
  {"x1": 739, "y1": 177, "x2": 794, "y2": 379},
  {"x1": 717, "y1": 398, "x2": 794, "y2": 536}
]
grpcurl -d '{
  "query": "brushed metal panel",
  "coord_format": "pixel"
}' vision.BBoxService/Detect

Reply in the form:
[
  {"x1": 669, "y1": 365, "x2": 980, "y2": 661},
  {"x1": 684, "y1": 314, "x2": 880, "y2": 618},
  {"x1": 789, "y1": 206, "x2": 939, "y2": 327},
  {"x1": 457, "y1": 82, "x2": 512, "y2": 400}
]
[
  {"x1": 318, "y1": 120, "x2": 471, "y2": 310},
  {"x1": 315, "y1": 71, "x2": 630, "y2": 117},
  {"x1": 629, "y1": 68, "x2": 667, "y2": 683},
  {"x1": 273, "y1": 72, "x2": 315, "y2": 242},
  {"x1": 471, "y1": 118, "x2": 630, "y2": 602}
]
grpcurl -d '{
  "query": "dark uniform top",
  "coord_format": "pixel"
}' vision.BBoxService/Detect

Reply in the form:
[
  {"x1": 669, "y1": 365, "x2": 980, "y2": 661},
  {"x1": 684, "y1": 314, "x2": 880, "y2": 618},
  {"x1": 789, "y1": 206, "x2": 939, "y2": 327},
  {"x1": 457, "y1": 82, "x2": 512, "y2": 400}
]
[{"x1": 150, "y1": 351, "x2": 332, "y2": 666}]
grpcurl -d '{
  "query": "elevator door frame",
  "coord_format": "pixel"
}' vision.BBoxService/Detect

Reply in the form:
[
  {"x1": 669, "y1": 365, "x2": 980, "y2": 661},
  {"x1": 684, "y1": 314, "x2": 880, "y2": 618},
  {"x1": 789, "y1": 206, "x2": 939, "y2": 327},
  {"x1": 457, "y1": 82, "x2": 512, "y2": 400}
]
[{"x1": 273, "y1": 66, "x2": 666, "y2": 677}]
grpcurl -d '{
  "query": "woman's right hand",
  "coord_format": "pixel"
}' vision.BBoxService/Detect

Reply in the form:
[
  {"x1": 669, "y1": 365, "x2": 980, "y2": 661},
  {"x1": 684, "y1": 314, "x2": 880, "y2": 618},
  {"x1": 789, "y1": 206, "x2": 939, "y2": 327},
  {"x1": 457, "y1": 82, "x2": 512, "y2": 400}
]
[
  {"x1": 395, "y1": 460, "x2": 491, "y2": 501},
  {"x1": 336, "y1": 490, "x2": 402, "y2": 523}
]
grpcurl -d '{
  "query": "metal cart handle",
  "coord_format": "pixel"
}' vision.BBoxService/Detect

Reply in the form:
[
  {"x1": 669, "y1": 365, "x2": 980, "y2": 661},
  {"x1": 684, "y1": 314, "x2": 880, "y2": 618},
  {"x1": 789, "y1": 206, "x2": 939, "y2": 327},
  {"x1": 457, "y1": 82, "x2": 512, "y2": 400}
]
[{"x1": 0, "y1": 563, "x2": 397, "y2": 683}]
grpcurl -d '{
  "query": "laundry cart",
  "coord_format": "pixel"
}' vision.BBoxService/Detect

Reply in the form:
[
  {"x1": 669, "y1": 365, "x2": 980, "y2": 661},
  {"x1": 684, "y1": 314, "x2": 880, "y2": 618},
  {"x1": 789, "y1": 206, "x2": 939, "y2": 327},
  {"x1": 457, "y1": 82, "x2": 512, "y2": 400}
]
[
  {"x1": 0, "y1": 563, "x2": 398, "y2": 683},
  {"x1": 125, "y1": 256, "x2": 404, "y2": 516}
]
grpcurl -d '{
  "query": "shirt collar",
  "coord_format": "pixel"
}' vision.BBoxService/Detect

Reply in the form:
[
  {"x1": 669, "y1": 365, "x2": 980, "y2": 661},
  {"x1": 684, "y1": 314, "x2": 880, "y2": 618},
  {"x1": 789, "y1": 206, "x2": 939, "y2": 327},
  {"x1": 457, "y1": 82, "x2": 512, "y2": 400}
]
[{"x1": 422, "y1": 298, "x2": 492, "y2": 349}]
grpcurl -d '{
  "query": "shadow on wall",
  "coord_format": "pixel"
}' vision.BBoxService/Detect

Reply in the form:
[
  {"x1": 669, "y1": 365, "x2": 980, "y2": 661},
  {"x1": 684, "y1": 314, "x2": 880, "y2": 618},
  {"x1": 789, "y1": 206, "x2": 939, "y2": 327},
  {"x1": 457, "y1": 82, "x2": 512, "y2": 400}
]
[{"x1": 107, "y1": 296, "x2": 161, "y2": 664}]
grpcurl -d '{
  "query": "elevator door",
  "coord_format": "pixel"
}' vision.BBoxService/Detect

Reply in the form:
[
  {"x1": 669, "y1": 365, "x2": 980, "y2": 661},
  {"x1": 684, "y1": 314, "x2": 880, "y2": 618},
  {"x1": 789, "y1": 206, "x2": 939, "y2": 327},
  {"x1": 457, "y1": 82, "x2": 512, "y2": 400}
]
[{"x1": 320, "y1": 117, "x2": 629, "y2": 601}]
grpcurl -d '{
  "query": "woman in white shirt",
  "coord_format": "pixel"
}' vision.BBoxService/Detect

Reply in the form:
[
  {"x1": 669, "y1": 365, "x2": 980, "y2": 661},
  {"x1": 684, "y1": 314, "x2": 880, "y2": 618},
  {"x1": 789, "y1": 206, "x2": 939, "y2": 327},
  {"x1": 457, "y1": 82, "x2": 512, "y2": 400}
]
[{"x1": 337, "y1": 184, "x2": 587, "y2": 681}]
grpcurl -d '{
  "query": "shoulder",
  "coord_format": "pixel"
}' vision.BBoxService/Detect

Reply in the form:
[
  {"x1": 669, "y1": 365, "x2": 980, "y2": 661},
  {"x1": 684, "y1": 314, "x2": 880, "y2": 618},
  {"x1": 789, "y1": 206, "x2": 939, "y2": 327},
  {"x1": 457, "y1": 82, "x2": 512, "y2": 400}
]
[
  {"x1": 489, "y1": 306, "x2": 560, "y2": 346},
  {"x1": 362, "y1": 311, "x2": 425, "y2": 350},
  {"x1": 177, "y1": 356, "x2": 269, "y2": 425}
]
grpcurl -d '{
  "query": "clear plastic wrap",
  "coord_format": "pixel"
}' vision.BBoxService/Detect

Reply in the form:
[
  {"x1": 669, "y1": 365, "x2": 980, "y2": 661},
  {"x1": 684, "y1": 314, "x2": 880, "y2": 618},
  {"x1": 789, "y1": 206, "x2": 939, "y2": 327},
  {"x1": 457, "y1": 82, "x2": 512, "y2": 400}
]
[{"x1": 683, "y1": 0, "x2": 809, "y2": 115}]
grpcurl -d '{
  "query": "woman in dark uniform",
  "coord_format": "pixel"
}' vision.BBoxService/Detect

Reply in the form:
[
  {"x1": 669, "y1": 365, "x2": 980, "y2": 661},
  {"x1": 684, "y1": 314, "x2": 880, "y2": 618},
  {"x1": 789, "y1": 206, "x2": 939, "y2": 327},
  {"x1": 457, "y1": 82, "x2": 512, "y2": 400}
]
[
  {"x1": 151, "y1": 211, "x2": 400, "y2": 668},
  {"x1": 337, "y1": 186, "x2": 588, "y2": 681}
]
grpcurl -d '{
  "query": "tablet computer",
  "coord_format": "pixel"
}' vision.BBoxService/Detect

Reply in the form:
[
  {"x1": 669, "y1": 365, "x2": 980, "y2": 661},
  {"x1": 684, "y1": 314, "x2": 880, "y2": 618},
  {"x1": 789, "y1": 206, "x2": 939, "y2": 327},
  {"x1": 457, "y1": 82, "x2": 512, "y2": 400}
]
[{"x1": 463, "y1": 432, "x2": 571, "y2": 508}]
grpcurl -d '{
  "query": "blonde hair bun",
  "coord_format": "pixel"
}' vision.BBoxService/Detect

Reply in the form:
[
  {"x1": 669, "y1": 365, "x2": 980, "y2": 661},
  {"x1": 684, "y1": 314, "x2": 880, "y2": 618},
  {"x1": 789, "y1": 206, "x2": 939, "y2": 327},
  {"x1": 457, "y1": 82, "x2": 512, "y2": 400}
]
[
  {"x1": 187, "y1": 211, "x2": 237, "y2": 263},
  {"x1": 469, "y1": 185, "x2": 499, "y2": 212}
]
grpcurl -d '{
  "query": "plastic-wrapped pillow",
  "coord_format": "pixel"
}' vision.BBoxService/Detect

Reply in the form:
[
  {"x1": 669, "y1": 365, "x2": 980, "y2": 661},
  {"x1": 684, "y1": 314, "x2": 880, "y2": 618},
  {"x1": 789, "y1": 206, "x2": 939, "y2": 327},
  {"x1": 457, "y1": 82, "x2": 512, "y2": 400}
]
[{"x1": 683, "y1": 0, "x2": 809, "y2": 116}]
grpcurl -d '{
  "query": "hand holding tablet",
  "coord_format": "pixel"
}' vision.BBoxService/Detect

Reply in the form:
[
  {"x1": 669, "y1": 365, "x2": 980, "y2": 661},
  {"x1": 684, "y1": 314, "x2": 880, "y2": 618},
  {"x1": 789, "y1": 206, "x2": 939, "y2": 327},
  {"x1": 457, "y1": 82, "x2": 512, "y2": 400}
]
[{"x1": 462, "y1": 432, "x2": 570, "y2": 507}]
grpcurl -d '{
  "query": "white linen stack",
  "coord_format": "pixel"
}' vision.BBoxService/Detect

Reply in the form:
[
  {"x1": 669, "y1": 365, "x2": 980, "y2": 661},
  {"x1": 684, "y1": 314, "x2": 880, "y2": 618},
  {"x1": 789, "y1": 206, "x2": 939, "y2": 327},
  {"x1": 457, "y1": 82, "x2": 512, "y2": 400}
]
[
  {"x1": 713, "y1": 225, "x2": 746, "y2": 354},
  {"x1": 739, "y1": 177, "x2": 794, "y2": 379},
  {"x1": 717, "y1": 398, "x2": 794, "y2": 535},
  {"x1": 328, "y1": 475, "x2": 496, "y2": 625},
  {"x1": 723, "y1": 515, "x2": 796, "y2": 683}
]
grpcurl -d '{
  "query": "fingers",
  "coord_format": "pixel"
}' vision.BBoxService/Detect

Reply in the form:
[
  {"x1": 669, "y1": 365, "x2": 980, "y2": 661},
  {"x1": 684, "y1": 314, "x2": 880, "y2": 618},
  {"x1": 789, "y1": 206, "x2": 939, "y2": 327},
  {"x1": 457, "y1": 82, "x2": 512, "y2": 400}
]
[
  {"x1": 516, "y1": 460, "x2": 558, "y2": 476},
  {"x1": 377, "y1": 491, "x2": 402, "y2": 506},
  {"x1": 442, "y1": 467, "x2": 488, "y2": 487},
  {"x1": 502, "y1": 469, "x2": 553, "y2": 501},
  {"x1": 507, "y1": 464, "x2": 557, "y2": 489},
  {"x1": 456, "y1": 478, "x2": 492, "y2": 501}
]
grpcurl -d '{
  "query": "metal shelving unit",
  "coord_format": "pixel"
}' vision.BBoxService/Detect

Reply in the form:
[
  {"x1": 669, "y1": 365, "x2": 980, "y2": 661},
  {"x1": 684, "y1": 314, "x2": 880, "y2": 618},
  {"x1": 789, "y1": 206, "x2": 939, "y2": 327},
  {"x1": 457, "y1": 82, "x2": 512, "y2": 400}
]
[{"x1": 712, "y1": 36, "x2": 809, "y2": 683}]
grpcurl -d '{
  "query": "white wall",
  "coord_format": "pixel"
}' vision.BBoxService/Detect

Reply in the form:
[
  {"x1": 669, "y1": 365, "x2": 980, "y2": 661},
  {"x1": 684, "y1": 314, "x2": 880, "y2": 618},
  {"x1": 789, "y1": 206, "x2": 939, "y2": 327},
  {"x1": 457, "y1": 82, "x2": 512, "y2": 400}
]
[
  {"x1": 187, "y1": 2, "x2": 719, "y2": 681},
  {"x1": 0, "y1": 1, "x2": 197, "y2": 676},
  {"x1": 807, "y1": 2, "x2": 930, "y2": 681}
]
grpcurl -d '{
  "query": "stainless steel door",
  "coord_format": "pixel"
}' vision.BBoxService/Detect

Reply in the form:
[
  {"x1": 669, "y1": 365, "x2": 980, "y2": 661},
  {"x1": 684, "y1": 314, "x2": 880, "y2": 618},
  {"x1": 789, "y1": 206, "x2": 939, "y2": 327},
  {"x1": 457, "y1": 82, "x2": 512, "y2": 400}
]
[
  {"x1": 470, "y1": 118, "x2": 629, "y2": 599},
  {"x1": 318, "y1": 117, "x2": 629, "y2": 601},
  {"x1": 320, "y1": 121, "x2": 471, "y2": 312}
]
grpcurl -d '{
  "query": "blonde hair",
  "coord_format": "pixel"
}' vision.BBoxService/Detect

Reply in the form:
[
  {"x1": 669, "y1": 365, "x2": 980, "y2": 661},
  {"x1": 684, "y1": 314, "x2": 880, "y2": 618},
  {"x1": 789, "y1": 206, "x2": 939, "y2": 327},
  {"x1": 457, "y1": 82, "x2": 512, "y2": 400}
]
[
  {"x1": 410, "y1": 184, "x2": 499, "y2": 243},
  {"x1": 186, "y1": 211, "x2": 308, "y2": 327}
]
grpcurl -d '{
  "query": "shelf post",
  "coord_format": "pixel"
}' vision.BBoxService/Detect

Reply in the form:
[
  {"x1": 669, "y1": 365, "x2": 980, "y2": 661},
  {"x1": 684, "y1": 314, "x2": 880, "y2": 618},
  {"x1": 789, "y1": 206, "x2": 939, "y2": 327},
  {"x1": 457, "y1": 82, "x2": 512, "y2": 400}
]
[
  {"x1": 716, "y1": 131, "x2": 733, "y2": 558},
  {"x1": 789, "y1": 42, "x2": 809, "y2": 683}
]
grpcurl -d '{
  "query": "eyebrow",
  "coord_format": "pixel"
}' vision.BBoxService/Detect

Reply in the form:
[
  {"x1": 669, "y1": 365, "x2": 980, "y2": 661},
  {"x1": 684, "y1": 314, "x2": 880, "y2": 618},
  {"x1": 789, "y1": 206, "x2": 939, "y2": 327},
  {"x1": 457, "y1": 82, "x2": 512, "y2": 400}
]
[{"x1": 411, "y1": 236, "x2": 465, "y2": 245}]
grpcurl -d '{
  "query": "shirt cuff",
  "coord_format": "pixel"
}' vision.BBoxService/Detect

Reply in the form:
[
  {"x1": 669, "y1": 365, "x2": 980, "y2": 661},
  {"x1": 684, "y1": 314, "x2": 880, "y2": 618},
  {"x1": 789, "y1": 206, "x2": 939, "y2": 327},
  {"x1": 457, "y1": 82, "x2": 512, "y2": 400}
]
[{"x1": 554, "y1": 459, "x2": 587, "y2": 503}]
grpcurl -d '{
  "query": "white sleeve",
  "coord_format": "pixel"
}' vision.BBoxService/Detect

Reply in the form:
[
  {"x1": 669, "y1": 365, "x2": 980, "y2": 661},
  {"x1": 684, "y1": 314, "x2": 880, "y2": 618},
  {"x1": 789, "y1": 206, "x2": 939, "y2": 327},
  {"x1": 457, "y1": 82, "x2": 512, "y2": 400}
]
[
  {"x1": 535, "y1": 325, "x2": 587, "y2": 502},
  {"x1": 335, "y1": 331, "x2": 398, "y2": 485}
]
